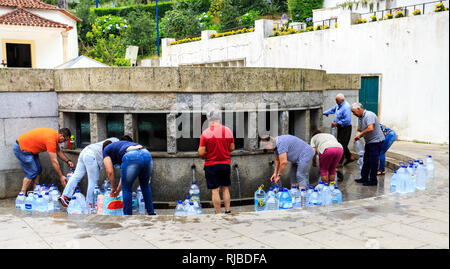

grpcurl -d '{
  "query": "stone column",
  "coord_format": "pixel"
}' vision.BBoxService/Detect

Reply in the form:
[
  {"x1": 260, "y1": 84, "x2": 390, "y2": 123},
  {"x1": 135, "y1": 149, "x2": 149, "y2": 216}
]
[
  {"x1": 167, "y1": 113, "x2": 177, "y2": 154},
  {"x1": 90, "y1": 113, "x2": 107, "y2": 143},
  {"x1": 245, "y1": 111, "x2": 258, "y2": 151},
  {"x1": 279, "y1": 111, "x2": 289, "y2": 135},
  {"x1": 124, "y1": 113, "x2": 136, "y2": 141},
  {"x1": 304, "y1": 109, "x2": 311, "y2": 142},
  {"x1": 61, "y1": 30, "x2": 69, "y2": 63},
  {"x1": 161, "y1": 38, "x2": 176, "y2": 66}
]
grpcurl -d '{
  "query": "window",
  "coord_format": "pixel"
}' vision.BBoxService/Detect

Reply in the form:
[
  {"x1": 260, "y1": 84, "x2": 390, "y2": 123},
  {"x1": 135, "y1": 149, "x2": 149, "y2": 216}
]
[
  {"x1": 176, "y1": 113, "x2": 206, "y2": 152},
  {"x1": 75, "y1": 113, "x2": 90, "y2": 148},
  {"x1": 106, "y1": 113, "x2": 124, "y2": 138},
  {"x1": 137, "y1": 113, "x2": 167, "y2": 151}
]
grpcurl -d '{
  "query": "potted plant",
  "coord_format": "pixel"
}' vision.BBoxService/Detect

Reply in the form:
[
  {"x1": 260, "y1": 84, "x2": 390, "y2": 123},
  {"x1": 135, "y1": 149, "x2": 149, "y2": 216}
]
[{"x1": 412, "y1": 9, "x2": 421, "y2": 15}]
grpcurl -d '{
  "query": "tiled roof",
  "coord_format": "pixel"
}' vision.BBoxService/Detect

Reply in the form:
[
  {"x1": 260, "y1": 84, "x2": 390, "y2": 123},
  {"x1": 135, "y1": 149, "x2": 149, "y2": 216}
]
[
  {"x1": 0, "y1": 7, "x2": 72, "y2": 29},
  {"x1": 0, "y1": 0, "x2": 58, "y2": 10},
  {"x1": 0, "y1": 0, "x2": 82, "y2": 22}
]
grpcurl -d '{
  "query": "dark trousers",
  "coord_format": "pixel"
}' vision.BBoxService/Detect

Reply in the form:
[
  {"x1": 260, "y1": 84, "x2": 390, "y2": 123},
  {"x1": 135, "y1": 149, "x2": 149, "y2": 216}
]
[
  {"x1": 337, "y1": 125, "x2": 352, "y2": 163},
  {"x1": 361, "y1": 141, "x2": 383, "y2": 182}
]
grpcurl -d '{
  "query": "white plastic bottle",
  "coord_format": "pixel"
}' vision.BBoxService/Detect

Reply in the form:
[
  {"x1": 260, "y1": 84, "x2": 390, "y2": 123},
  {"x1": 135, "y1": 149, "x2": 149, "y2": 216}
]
[
  {"x1": 174, "y1": 200, "x2": 186, "y2": 216},
  {"x1": 300, "y1": 189, "x2": 306, "y2": 207},
  {"x1": 306, "y1": 186, "x2": 314, "y2": 207},
  {"x1": 15, "y1": 192, "x2": 25, "y2": 210},
  {"x1": 93, "y1": 185, "x2": 101, "y2": 213},
  {"x1": 44, "y1": 192, "x2": 52, "y2": 212},
  {"x1": 415, "y1": 161, "x2": 427, "y2": 190},
  {"x1": 389, "y1": 171, "x2": 398, "y2": 193},
  {"x1": 186, "y1": 202, "x2": 197, "y2": 215},
  {"x1": 397, "y1": 165, "x2": 409, "y2": 194},
  {"x1": 24, "y1": 192, "x2": 34, "y2": 212},
  {"x1": 314, "y1": 179, "x2": 324, "y2": 193},
  {"x1": 138, "y1": 189, "x2": 146, "y2": 214},
  {"x1": 279, "y1": 188, "x2": 293, "y2": 209},
  {"x1": 254, "y1": 185, "x2": 267, "y2": 212},
  {"x1": 35, "y1": 194, "x2": 47, "y2": 213},
  {"x1": 426, "y1": 155, "x2": 435, "y2": 180},
  {"x1": 332, "y1": 186, "x2": 342, "y2": 204},
  {"x1": 321, "y1": 183, "x2": 332, "y2": 206},
  {"x1": 310, "y1": 189, "x2": 322, "y2": 206},
  {"x1": 289, "y1": 184, "x2": 301, "y2": 208},
  {"x1": 189, "y1": 181, "x2": 201, "y2": 204},
  {"x1": 266, "y1": 187, "x2": 279, "y2": 211},
  {"x1": 67, "y1": 196, "x2": 82, "y2": 215},
  {"x1": 356, "y1": 156, "x2": 364, "y2": 179}
]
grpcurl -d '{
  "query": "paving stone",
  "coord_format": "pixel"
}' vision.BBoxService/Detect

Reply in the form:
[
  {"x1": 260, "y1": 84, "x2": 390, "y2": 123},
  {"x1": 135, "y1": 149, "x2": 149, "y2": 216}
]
[
  {"x1": 378, "y1": 223, "x2": 449, "y2": 249},
  {"x1": 302, "y1": 229, "x2": 367, "y2": 249}
]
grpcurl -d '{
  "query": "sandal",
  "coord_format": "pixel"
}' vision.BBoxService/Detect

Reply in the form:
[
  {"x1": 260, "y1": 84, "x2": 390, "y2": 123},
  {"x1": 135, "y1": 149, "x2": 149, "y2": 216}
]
[{"x1": 377, "y1": 170, "x2": 385, "y2": 175}]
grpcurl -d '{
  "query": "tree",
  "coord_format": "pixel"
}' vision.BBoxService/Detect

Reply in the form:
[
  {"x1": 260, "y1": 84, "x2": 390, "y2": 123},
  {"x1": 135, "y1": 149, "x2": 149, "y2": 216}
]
[
  {"x1": 160, "y1": 0, "x2": 207, "y2": 39},
  {"x1": 126, "y1": 10, "x2": 157, "y2": 58},
  {"x1": 218, "y1": 0, "x2": 240, "y2": 31},
  {"x1": 287, "y1": 0, "x2": 323, "y2": 22}
]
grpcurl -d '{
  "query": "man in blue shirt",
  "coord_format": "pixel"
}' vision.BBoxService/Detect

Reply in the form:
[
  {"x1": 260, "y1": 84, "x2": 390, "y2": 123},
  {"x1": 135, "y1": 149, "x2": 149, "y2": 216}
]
[{"x1": 323, "y1": 93, "x2": 354, "y2": 167}]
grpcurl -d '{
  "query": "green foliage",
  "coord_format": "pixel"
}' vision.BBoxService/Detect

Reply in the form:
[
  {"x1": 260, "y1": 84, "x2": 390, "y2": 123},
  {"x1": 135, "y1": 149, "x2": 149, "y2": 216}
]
[
  {"x1": 209, "y1": 0, "x2": 224, "y2": 16},
  {"x1": 126, "y1": 10, "x2": 157, "y2": 57},
  {"x1": 287, "y1": 0, "x2": 323, "y2": 22},
  {"x1": 160, "y1": 0, "x2": 206, "y2": 39},
  {"x1": 114, "y1": 58, "x2": 131, "y2": 66},
  {"x1": 91, "y1": 1, "x2": 175, "y2": 18},
  {"x1": 238, "y1": 10, "x2": 260, "y2": 27},
  {"x1": 82, "y1": 15, "x2": 129, "y2": 66},
  {"x1": 218, "y1": 0, "x2": 240, "y2": 31}
]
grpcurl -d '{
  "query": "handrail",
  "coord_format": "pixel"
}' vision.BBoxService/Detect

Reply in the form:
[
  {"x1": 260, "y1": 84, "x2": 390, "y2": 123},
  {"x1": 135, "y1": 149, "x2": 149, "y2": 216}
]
[{"x1": 360, "y1": 0, "x2": 448, "y2": 17}]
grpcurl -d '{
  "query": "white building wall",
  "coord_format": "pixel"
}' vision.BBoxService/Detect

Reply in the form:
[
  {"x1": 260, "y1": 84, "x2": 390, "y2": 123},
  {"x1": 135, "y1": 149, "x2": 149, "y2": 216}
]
[
  {"x1": 0, "y1": 25, "x2": 64, "y2": 68},
  {"x1": 161, "y1": 11, "x2": 449, "y2": 144}
]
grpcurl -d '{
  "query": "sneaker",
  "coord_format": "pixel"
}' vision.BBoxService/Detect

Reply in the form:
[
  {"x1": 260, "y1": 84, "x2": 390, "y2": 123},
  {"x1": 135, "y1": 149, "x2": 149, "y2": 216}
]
[{"x1": 58, "y1": 195, "x2": 71, "y2": 207}]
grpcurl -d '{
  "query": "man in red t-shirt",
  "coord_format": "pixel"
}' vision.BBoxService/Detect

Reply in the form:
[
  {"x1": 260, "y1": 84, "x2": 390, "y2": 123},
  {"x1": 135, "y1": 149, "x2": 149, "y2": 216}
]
[{"x1": 198, "y1": 108, "x2": 235, "y2": 214}]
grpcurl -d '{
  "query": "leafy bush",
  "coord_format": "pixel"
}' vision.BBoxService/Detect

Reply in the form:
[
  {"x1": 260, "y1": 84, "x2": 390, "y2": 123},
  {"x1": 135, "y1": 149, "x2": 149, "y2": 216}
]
[
  {"x1": 126, "y1": 10, "x2": 158, "y2": 57},
  {"x1": 218, "y1": 0, "x2": 240, "y2": 32},
  {"x1": 238, "y1": 10, "x2": 260, "y2": 27},
  {"x1": 287, "y1": 0, "x2": 323, "y2": 22},
  {"x1": 161, "y1": 0, "x2": 206, "y2": 39},
  {"x1": 91, "y1": 1, "x2": 175, "y2": 18}
]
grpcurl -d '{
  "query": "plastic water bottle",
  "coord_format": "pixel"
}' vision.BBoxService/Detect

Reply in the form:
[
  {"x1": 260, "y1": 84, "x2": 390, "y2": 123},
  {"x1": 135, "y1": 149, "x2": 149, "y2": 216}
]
[
  {"x1": 300, "y1": 189, "x2": 306, "y2": 207},
  {"x1": 310, "y1": 189, "x2": 322, "y2": 206},
  {"x1": 66, "y1": 169, "x2": 74, "y2": 181},
  {"x1": 15, "y1": 193, "x2": 25, "y2": 210},
  {"x1": 290, "y1": 184, "x2": 301, "y2": 208},
  {"x1": 415, "y1": 161, "x2": 427, "y2": 190},
  {"x1": 24, "y1": 193, "x2": 34, "y2": 212},
  {"x1": 193, "y1": 201, "x2": 202, "y2": 214},
  {"x1": 137, "y1": 189, "x2": 145, "y2": 214},
  {"x1": 426, "y1": 155, "x2": 435, "y2": 180},
  {"x1": 74, "y1": 189, "x2": 88, "y2": 214},
  {"x1": 102, "y1": 179, "x2": 111, "y2": 194},
  {"x1": 330, "y1": 126, "x2": 337, "y2": 137},
  {"x1": 322, "y1": 183, "x2": 332, "y2": 206},
  {"x1": 254, "y1": 185, "x2": 267, "y2": 212},
  {"x1": 189, "y1": 181, "x2": 201, "y2": 204},
  {"x1": 67, "y1": 196, "x2": 82, "y2": 215},
  {"x1": 397, "y1": 165, "x2": 409, "y2": 194},
  {"x1": 315, "y1": 179, "x2": 324, "y2": 193},
  {"x1": 331, "y1": 186, "x2": 342, "y2": 204},
  {"x1": 43, "y1": 192, "x2": 52, "y2": 212},
  {"x1": 329, "y1": 182, "x2": 335, "y2": 191},
  {"x1": 93, "y1": 185, "x2": 101, "y2": 212},
  {"x1": 389, "y1": 171, "x2": 398, "y2": 193},
  {"x1": 354, "y1": 139, "x2": 365, "y2": 155},
  {"x1": 183, "y1": 196, "x2": 191, "y2": 210},
  {"x1": 49, "y1": 188, "x2": 60, "y2": 212},
  {"x1": 306, "y1": 186, "x2": 314, "y2": 207},
  {"x1": 35, "y1": 194, "x2": 47, "y2": 213},
  {"x1": 33, "y1": 183, "x2": 41, "y2": 194},
  {"x1": 266, "y1": 187, "x2": 279, "y2": 210},
  {"x1": 174, "y1": 200, "x2": 186, "y2": 216},
  {"x1": 186, "y1": 202, "x2": 197, "y2": 215},
  {"x1": 407, "y1": 165, "x2": 416, "y2": 193},
  {"x1": 131, "y1": 191, "x2": 138, "y2": 214},
  {"x1": 279, "y1": 188, "x2": 293, "y2": 209},
  {"x1": 356, "y1": 156, "x2": 364, "y2": 179}
]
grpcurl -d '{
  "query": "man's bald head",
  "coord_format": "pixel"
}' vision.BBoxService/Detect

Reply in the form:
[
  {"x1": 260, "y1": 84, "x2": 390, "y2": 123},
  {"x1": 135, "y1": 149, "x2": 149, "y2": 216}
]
[{"x1": 336, "y1": 93, "x2": 345, "y2": 105}]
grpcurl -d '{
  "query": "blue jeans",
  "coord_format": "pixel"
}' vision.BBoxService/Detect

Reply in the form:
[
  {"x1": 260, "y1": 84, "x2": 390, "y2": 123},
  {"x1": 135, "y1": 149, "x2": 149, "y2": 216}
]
[
  {"x1": 378, "y1": 131, "x2": 397, "y2": 172},
  {"x1": 121, "y1": 149, "x2": 154, "y2": 215},
  {"x1": 361, "y1": 141, "x2": 383, "y2": 182},
  {"x1": 13, "y1": 142, "x2": 42, "y2": 180},
  {"x1": 62, "y1": 148, "x2": 99, "y2": 206},
  {"x1": 290, "y1": 148, "x2": 315, "y2": 188}
]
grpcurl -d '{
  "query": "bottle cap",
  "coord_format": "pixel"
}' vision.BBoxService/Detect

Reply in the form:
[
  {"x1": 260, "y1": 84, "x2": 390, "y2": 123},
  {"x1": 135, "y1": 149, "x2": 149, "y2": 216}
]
[
  {"x1": 38, "y1": 194, "x2": 42, "y2": 198},
  {"x1": 325, "y1": 183, "x2": 329, "y2": 186},
  {"x1": 19, "y1": 193, "x2": 24, "y2": 196},
  {"x1": 72, "y1": 196, "x2": 76, "y2": 200},
  {"x1": 45, "y1": 192, "x2": 49, "y2": 195}
]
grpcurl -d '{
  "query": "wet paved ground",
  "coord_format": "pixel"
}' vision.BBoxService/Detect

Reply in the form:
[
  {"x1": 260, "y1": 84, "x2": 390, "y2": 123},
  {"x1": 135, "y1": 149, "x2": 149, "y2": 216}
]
[{"x1": 0, "y1": 141, "x2": 448, "y2": 249}]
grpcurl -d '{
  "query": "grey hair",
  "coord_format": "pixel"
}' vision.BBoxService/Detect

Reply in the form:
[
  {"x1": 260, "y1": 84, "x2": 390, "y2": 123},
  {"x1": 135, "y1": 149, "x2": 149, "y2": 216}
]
[
  {"x1": 206, "y1": 107, "x2": 222, "y2": 121},
  {"x1": 351, "y1": 102, "x2": 363, "y2": 110},
  {"x1": 336, "y1": 93, "x2": 345, "y2": 101}
]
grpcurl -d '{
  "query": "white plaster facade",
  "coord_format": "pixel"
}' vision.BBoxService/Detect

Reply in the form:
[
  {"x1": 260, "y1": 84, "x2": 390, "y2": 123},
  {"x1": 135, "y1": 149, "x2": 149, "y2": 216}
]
[
  {"x1": 0, "y1": 6, "x2": 79, "y2": 68},
  {"x1": 161, "y1": 9, "x2": 449, "y2": 144}
]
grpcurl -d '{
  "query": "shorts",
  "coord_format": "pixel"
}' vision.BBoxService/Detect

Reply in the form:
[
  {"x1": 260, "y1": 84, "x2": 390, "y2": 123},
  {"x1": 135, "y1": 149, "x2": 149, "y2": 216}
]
[
  {"x1": 13, "y1": 142, "x2": 42, "y2": 180},
  {"x1": 204, "y1": 164, "x2": 231, "y2": 189}
]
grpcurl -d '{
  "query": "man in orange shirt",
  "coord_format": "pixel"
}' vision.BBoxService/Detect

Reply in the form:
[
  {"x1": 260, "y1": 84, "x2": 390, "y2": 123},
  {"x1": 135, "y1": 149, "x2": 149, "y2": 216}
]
[
  {"x1": 198, "y1": 108, "x2": 235, "y2": 214},
  {"x1": 13, "y1": 128, "x2": 75, "y2": 194}
]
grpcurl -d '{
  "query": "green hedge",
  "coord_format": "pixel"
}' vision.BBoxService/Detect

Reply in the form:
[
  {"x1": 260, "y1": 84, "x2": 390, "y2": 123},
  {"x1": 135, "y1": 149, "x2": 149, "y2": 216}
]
[
  {"x1": 287, "y1": 0, "x2": 323, "y2": 22},
  {"x1": 91, "y1": 1, "x2": 174, "y2": 18}
]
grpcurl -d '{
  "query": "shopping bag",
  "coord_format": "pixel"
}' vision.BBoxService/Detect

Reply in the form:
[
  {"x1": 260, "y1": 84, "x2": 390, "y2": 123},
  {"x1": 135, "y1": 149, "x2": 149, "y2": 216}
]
[{"x1": 103, "y1": 194, "x2": 124, "y2": 215}]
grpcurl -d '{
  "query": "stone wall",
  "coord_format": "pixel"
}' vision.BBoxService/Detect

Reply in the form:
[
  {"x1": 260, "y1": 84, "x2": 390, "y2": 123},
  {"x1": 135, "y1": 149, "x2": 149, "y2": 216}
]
[{"x1": 0, "y1": 67, "x2": 360, "y2": 200}]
